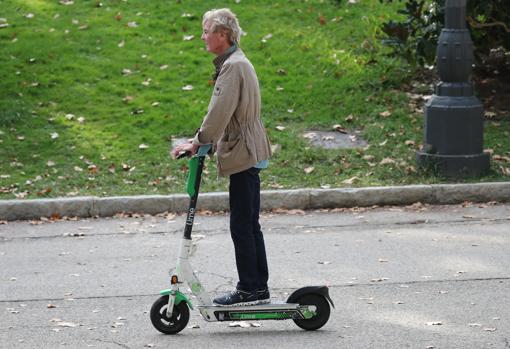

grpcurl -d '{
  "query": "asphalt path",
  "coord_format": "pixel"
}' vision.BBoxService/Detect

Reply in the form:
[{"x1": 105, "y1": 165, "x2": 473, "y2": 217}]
[{"x1": 1, "y1": 203, "x2": 510, "y2": 348}]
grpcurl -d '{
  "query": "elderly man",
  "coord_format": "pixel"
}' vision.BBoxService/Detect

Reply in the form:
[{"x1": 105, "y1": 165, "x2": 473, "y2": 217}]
[{"x1": 172, "y1": 8, "x2": 272, "y2": 306}]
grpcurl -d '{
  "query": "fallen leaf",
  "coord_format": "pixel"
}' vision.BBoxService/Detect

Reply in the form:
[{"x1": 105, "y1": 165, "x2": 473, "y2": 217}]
[
  {"x1": 304, "y1": 166, "x2": 314, "y2": 174},
  {"x1": 370, "y1": 277, "x2": 389, "y2": 282},
  {"x1": 118, "y1": 40, "x2": 125, "y2": 48},
  {"x1": 183, "y1": 35, "x2": 194, "y2": 41},
  {"x1": 127, "y1": 21, "x2": 138, "y2": 28},
  {"x1": 88, "y1": 165, "x2": 98, "y2": 174},
  {"x1": 379, "y1": 157, "x2": 396, "y2": 165},
  {"x1": 57, "y1": 321, "x2": 79, "y2": 327},
  {"x1": 275, "y1": 125, "x2": 286, "y2": 131},
  {"x1": 261, "y1": 33, "x2": 273, "y2": 43},
  {"x1": 229, "y1": 321, "x2": 251, "y2": 328},
  {"x1": 379, "y1": 110, "x2": 392, "y2": 118},
  {"x1": 139, "y1": 144, "x2": 149, "y2": 150},
  {"x1": 47, "y1": 304, "x2": 57, "y2": 309},
  {"x1": 342, "y1": 176, "x2": 359, "y2": 184},
  {"x1": 182, "y1": 85, "x2": 194, "y2": 91}
]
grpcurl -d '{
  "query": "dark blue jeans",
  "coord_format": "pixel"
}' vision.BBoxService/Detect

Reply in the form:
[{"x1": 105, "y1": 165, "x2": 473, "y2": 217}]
[{"x1": 229, "y1": 167, "x2": 269, "y2": 292}]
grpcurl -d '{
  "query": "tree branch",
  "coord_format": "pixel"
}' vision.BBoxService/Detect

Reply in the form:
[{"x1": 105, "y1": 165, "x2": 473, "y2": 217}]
[{"x1": 468, "y1": 16, "x2": 510, "y2": 33}]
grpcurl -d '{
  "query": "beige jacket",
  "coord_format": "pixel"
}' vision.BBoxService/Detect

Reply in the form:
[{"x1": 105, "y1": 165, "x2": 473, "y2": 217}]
[{"x1": 193, "y1": 49, "x2": 271, "y2": 177}]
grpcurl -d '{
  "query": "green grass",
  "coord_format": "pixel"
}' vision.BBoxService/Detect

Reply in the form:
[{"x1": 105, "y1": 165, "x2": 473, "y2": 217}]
[{"x1": 0, "y1": 0, "x2": 508, "y2": 199}]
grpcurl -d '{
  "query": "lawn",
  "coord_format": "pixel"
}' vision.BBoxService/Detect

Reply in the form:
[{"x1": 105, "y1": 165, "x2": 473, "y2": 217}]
[{"x1": 0, "y1": 0, "x2": 508, "y2": 200}]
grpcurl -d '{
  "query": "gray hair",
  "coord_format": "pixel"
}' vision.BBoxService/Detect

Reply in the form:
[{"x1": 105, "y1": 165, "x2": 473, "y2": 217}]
[{"x1": 203, "y1": 8, "x2": 242, "y2": 46}]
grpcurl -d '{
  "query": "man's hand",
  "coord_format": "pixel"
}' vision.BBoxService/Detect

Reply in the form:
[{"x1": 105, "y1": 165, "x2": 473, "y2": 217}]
[{"x1": 171, "y1": 141, "x2": 199, "y2": 159}]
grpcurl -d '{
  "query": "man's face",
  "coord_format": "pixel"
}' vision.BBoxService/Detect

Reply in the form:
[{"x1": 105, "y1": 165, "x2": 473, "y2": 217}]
[{"x1": 201, "y1": 21, "x2": 227, "y2": 55}]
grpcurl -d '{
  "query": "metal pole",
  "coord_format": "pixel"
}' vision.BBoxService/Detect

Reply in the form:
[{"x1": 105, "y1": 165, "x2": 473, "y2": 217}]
[{"x1": 416, "y1": 0, "x2": 490, "y2": 177}]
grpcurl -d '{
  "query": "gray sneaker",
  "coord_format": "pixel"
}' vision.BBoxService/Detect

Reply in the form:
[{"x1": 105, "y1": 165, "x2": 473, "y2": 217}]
[{"x1": 213, "y1": 289, "x2": 258, "y2": 306}]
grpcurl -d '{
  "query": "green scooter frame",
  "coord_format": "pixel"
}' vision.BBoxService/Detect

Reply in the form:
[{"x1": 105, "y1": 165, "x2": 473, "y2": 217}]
[{"x1": 150, "y1": 145, "x2": 334, "y2": 334}]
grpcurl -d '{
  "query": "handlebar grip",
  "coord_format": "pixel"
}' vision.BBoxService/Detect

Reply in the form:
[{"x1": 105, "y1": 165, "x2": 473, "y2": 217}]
[{"x1": 177, "y1": 151, "x2": 192, "y2": 159}]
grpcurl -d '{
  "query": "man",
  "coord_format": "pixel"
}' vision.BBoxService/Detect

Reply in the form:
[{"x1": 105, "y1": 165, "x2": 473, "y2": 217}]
[{"x1": 172, "y1": 8, "x2": 272, "y2": 306}]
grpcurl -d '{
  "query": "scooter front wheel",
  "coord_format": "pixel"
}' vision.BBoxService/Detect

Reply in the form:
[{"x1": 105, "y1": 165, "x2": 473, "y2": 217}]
[
  {"x1": 150, "y1": 295, "x2": 190, "y2": 335},
  {"x1": 293, "y1": 294, "x2": 330, "y2": 331}
]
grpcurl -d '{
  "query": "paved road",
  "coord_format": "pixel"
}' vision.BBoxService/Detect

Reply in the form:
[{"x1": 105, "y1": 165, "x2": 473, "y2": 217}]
[{"x1": 1, "y1": 203, "x2": 510, "y2": 348}]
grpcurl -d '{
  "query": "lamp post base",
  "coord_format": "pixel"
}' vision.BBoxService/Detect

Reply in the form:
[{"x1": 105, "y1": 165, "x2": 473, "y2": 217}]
[{"x1": 416, "y1": 151, "x2": 490, "y2": 178}]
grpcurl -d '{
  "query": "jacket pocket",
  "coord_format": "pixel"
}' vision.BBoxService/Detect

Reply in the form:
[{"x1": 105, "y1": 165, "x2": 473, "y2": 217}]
[{"x1": 217, "y1": 137, "x2": 252, "y2": 171}]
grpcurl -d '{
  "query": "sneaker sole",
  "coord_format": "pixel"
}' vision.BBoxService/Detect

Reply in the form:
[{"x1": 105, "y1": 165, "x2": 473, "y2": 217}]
[
  {"x1": 213, "y1": 300, "x2": 259, "y2": 307},
  {"x1": 257, "y1": 299, "x2": 270, "y2": 304}
]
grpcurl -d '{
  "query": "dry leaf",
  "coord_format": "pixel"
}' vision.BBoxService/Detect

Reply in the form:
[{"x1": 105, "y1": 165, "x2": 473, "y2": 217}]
[
  {"x1": 182, "y1": 85, "x2": 194, "y2": 91},
  {"x1": 304, "y1": 167, "x2": 315, "y2": 174},
  {"x1": 183, "y1": 35, "x2": 194, "y2": 41},
  {"x1": 342, "y1": 176, "x2": 359, "y2": 184},
  {"x1": 139, "y1": 144, "x2": 149, "y2": 150},
  {"x1": 275, "y1": 125, "x2": 286, "y2": 131},
  {"x1": 379, "y1": 157, "x2": 395, "y2": 165},
  {"x1": 379, "y1": 110, "x2": 392, "y2": 118}
]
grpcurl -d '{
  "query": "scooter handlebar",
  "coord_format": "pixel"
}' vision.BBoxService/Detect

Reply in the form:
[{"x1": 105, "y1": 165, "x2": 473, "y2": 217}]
[{"x1": 176, "y1": 144, "x2": 212, "y2": 159}]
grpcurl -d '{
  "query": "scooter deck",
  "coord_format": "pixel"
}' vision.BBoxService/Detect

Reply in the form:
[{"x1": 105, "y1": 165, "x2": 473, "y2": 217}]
[{"x1": 198, "y1": 302, "x2": 307, "y2": 322}]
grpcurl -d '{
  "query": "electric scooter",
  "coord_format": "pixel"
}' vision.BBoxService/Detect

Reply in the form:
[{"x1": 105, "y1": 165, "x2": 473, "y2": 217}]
[{"x1": 150, "y1": 145, "x2": 334, "y2": 334}]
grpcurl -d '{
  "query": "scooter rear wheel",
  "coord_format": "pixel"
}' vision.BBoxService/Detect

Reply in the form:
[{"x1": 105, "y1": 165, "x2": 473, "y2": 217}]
[
  {"x1": 293, "y1": 294, "x2": 330, "y2": 331},
  {"x1": 150, "y1": 295, "x2": 190, "y2": 334}
]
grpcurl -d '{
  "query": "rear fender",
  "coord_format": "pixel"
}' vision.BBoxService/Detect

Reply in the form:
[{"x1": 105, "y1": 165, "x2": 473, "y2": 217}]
[{"x1": 286, "y1": 286, "x2": 334, "y2": 308}]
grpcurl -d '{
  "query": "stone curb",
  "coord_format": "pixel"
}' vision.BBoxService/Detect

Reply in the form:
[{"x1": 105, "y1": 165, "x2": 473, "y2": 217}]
[{"x1": 0, "y1": 182, "x2": 509, "y2": 221}]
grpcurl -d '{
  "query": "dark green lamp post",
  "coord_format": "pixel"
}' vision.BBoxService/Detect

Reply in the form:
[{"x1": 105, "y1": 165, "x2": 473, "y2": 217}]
[{"x1": 416, "y1": 0, "x2": 490, "y2": 177}]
